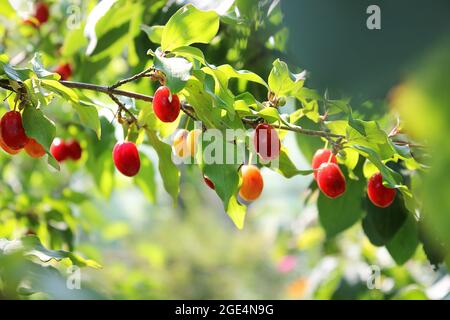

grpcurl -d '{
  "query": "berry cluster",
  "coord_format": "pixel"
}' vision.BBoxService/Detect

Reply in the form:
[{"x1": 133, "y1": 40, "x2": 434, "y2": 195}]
[
  {"x1": 50, "y1": 138, "x2": 82, "y2": 162},
  {"x1": 0, "y1": 111, "x2": 45, "y2": 158}
]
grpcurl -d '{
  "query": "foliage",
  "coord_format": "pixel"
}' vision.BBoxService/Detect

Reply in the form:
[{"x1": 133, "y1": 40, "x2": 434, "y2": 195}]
[{"x1": 0, "y1": 0, "x2": 447, "y2": 299}]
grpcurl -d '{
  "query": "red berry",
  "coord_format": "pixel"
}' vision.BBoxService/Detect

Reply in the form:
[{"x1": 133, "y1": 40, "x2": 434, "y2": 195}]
[
  {"x1": 35, "y1": 2, "x2": 49, "y2": 25},
  {"x1": 203, "y1": 175, "x2": 215, "y2": 190},
  {"x1": 50, "y1": 138, "x2": 69, "y2": 162},
  {"x1": 312, "y1": 149, "x2": 337, "y2": 180},
  {"x1": 317, "y1": 163, "x2": 346, "y2": 199},
  {"x1": 367, "y1": 172, "x2": 396, "y2": 208},
  {"x1": 0, "y1": 122, "x2": 21, "y2": 155},
  {"x1": 253, "y1": 123, "x2": 281, "y2": 161},
  {"x1": 113, "y1": 141, "x2": 141, "y2": 177},
  {"x1": 0, "y1": 111, "x2": 29, "y2": 150},
  {"x1": 25, "y1": 138, "x2": 46, "y2": 158},
  {"x1": 55, "y1": 63, "x2": 72, "y2": 80},
  {"x1": 66, "y1": 139, "x2": 82, "y2": 161},
  {"x1": 153, "y1": 86, "x2": 180, "y2": 123}
]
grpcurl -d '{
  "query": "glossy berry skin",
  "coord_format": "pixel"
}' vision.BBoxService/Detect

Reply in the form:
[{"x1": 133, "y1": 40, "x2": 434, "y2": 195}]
[
  {"x1": 253, "y1": 123, "x2": 281, "y2": 161},
  {"x1": 312, "y1": 149, "x2": 337, "y2": 180},
  {"x1": 55, "y1": 63, "x2": 72, "y2": 81},
  {"x1": 239, "y1": 165, "x2": 264, "y2": 202},
  {"x1": 172, "y1": 129, "x2": 189, "y2": 158},
  {"x1": 1, "y1": 111, "x2": 29, "y2": 150},
  {"x1": 367, "y1": 172, "x2": 396, "y2": 208},
  {"x1": 50, "y1": 138, "x2": 69, "y2": 162},
  {"x1": 0, "y1": 124, "x2": 21, "y2": 155},
  {"x1": 35, "y1": 2, "x2": 49, "y2": 25},
  {"x1": 317, "y1": 163, "x2": 346, "y2": 199},
  {"x1": 25, "y1": 138, "x2": 46, "y2": 158},
  {"x1": 66, "y1": 139, "x2": 82, "y2": 160},
  {"x1": 153, "y1": 86, "x2": 180, "y2": 123},
  {"x1": 113, "y1": 141, "x2": 140, "y2": 177},
  {"x1": 203, "y1": 175, "x2": 215, "y2": 190}
]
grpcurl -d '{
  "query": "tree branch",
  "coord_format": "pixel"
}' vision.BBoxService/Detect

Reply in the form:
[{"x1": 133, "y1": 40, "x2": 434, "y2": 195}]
[{"x1": 0, "y1": 79, "x2": 355, "y2": 141}]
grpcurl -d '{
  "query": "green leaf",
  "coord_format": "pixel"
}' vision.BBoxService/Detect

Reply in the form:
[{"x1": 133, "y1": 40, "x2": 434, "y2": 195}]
[
  {"x1": 161, "y1": 4, "x2": 220, "y2": 51},
  {"x1": 1, "y1": 63, "x2": 34, "y2": 82},
  {"x1": 386, "y1": 215, "x2": 419, "y2": 265},
  {"x1": 226, "y1": 195, "x2": 247, "y2": 230},
  {"x1": 141, "y1": 24, "x2": 163, "y2": 44},
  {"x1": 362, "y1": 196, "x2": 408, "y2": 246},
  {"x1": 347, "y1": 119, "x2": 395, "y2": 160},
  {"x1": 181, "y1": 72, "x2": 224, "y2": 129},
  {"x1": 351, "y1": 145, "x2": 403, "y2": 189},
  {"x1": 21, "y1": 235, "x2": 101, "y2": 269},
  {"x1": 318, "y1": 171, "x2": 365, "y2": 238},
  {"x1": 215, "y1": 64, "x2": 268, "y2": 88},
  {"x1": 199, "y1": 139, "x2": 247, "y2": 229},
  {"x1": 202, "y1": 66, "x2": 236, "y2": 118},
  {"x1": 41, "y1": 79, "x2": 79, "y2": 103},
  {"x1": 172, "y1": 46, "x2": 207, "y2": 65},
  {"x1": 22, "y1": 106, "x2": 56, "y2": 152},
  {"x1": 135, "y1": 155, "x2": 156, "y2": 204},
  {"x1": 268, "y1": 59, "x2": 305, "y2": 97},
  {"x1": 146, "y1": 130, "x2": 180, "y2": 204},
  {"x1": 73, "y1": 100, "x2": 101, "y2": 138},
  {"x1": 265, "y1": 148, "x2": 313, "y2": 178},
  {"x1": 338, "y1": 148, "x2": 359, "y2": 172},
  {"x1": 30, "y1": 53, "x2": 58, "y2": 80},
  {"x1": 153, "y1": 48, "x2": 192, "y2": 93}
]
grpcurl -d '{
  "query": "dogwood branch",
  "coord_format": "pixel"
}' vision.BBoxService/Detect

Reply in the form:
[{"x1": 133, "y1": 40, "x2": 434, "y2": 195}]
[{"x1": 0, "y1": 78, "x2": 348, "y2": 141}]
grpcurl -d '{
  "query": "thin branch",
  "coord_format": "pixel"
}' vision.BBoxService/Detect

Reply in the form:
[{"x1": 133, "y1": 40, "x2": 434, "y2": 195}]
[
  {"x1": 107, "y1": 92, "x2": 139, "y2": 127},
  {"x1": 108, "y1": 67, "x2": 155, "y2": 90},
  {"x1": 1, "y1": 79, "x2": 415, "y2": 144}
]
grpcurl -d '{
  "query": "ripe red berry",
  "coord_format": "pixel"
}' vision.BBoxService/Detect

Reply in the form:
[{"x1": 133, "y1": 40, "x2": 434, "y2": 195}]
[
  {"x1": 0, "y1": 124, "x2": 21, "y2": 155},
  {"x1": 153, "y1": 86, "x2": 180, "y2": 123},
  {"x1": 50, "y1": 138, "x2": 69, "y2": 162},
  {"x1": 35, "y1": 2, "x2": 49, "y2": 25},
  {"x1": 0, "y1": 111, "x2": 29, "y2": 150},
  {"x1": 113, "y1": 141, "x2": 141, "y2": 177},
  {"x1": 66, "y1": 139, "x2": 82, "y2": 161},
  {"x1": 312, "y1": 149, "x2": 337, "y2": 180},
  {"x1": 367, "y1": 172, "x2": 396, "y2": 208},
  {"x1": 25, "y1": 138, "x2": 46, "y2": 158},
  {"x1": 55, "y1": 63, "x2": 72, "y2": 81},
  {"x1": 253, "y1": 123, "x2": 281, "y2": 161},
  {"x1": 203, "y1": 175, "x2": 215, "y2": 190},
  {"x1": 317, "y1": 163, "x2": 346, "y2": 199}
]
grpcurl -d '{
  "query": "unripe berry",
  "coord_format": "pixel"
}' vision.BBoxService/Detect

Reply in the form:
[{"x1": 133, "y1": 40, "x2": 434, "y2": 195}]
[
  {"x1": 66, "y1": 139, "x2": 82, "y2": 161},
  {"x1": 312, "y1": 149, "x2": 337, "y2": 180},
  {"x1": 367, "y1": 172, "x2": 396, "y2": 208},
  {"x1": 316, "y1": 163, "x2": 346, "y2": 199},
  {"x1": 0, "y1": 111, "x2": 29, "y2": 150},
  {"x1": 25, "y1": 138, "x2": 46, "y2": 158},
  {"x1": 239, "y1": 165, "x2": 264, "y2": 202},
  {"x1": 55, "y1": 63, "x2": 72, "y2": 81},
  {"x1": 186, "y1": 129, "x2": 202, "y2": 157},
  {"x1": 203, "y1": 175, "x2": 215, "y2": 190},
  {"x1": 153, "y1": 86, "x2": 180, "y2": 123},
  {"x1": 50, "y1": 138, "x2": 69, "y2": 162},
  {"x1": 113, "y1": 141, "x2": 141, "y2": 177},
  {"x1": 172, "y1": 129, "x2": 189, "y2": 158},
  {"x1": 253, "y1": 123, "x2": 281, "y2": 161}
]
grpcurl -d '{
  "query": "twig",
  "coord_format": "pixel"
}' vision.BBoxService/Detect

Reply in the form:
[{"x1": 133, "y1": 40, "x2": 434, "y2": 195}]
[{"x1": 108, "y1": 67, "x2": 155, "y2": 90}]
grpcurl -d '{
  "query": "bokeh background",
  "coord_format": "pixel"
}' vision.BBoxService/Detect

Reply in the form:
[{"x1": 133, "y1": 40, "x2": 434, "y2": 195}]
[{"x1": 0, "y1": 0, "x2": 449, "y2": 299}]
